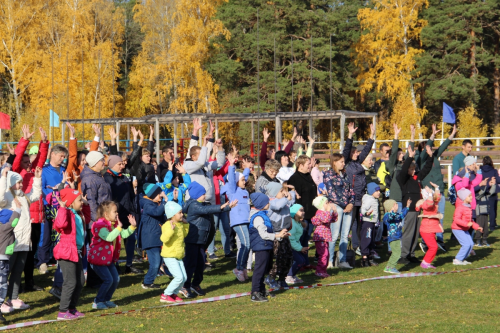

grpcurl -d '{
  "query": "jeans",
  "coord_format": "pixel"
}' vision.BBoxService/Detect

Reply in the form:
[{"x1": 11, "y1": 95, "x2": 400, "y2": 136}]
[
  {"x1": 328, "y1": 206, "x2": 352, "y2": 263},
  {"x1": 452, "y1": 229, "x2": 474, "y2": 261},
  {"x1": 163, "y1": 258, "x2": 187, "y2": 295},
  {"x1": 299, "y1": 220, "x2": 313, "y2": 265},
  {"x1": 233, "y1": 224, "x2": 251, "y2": 271},
  {"x1": 59, "y1": 257, "x2": 85, "y2": 312},
  {"x1": 38, "y1": 218, "x2": 53, "y2": 265},
  {"x1": 91, "y1": 264, "x2": 120, "y2": 303},
  {"x1": 288, "y1": 250, "x2": 307, "y2": 277},
  {"x1": 125, "y1": 231, "x2": 137, "y2": 267},
  {"x1": 143, "y1": 247, "x2": 162, "y2": 285},
  {"x1": 208, "y1": 212, "x2": 231, "y2": 255},
  {"x1": 0, "y1": 260, "x2": 8, "y2": 305}
]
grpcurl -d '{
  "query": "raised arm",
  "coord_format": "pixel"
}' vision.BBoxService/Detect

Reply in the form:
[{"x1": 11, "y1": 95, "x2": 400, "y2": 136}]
[
  {"x1": 12, "y1": 125, "x2": 33, "y2": 173},
  {"x1": 343, "y1": 122, "x2": 357, "y2": 162},
  {"x1": 283, "y1": 127, "x2": 297, "y2": 154},
  {"x1": 358, "y1": 123, "x2": 375, "y2": 164},
  {"x1": 260, "y1": 128, "x2": 270, "y2": 170},
  {"x1": 33, "y1": 127, "x2": 49, "y2": 169}
]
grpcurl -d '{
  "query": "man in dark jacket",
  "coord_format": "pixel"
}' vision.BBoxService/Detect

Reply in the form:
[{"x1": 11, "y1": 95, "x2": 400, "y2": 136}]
[
  {"x1": 397, "y1": 145, "x2": 434, "y2": 264},
  {"x1": 480, "y1": 156, "x2": 500, "y2": 231},
  {"x1": 157, "y1": 145, "x2": 178, "y2": 183},
  {"x1": 104, "y1": 155, "x2": 143, "y2": 274},
  {"x1": 181, "y1": 182, "x2": 233, "y2": 299},
  {"x1": 343, "y1": 123, "x2": 375, "y2": 251},
  {"x1": 130, "y1": 126, "x2": 156, "y2": 193}
]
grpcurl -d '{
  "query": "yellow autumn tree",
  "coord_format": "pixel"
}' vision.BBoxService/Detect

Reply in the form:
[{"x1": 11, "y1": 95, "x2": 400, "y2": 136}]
[{"x1": 456, "y1": 105, "x2": 488, "y2": 145}]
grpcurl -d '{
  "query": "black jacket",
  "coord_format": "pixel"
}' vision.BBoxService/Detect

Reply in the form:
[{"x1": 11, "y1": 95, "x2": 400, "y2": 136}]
[
  {"x1": 157, "y1": 159, "x2": 178, "y2": 183},
  {"x1": 343, "y1": 137, "x2": 374, "y2": 206},
  {"x1": 103, "y1": 169, "x2": 136, "y2": 228},
  {"x1": 130, "y1": 141, "x2": 156, "y2": 192},
  {"x1": 182, "y1": 199, "x2": 230, "y2": 245},
  {"x1": 397, "y1": 156, "x2": 433, "y2": 211},
  {"x1": 287, "y1": 171, "x2": 317, "y2": 220}
]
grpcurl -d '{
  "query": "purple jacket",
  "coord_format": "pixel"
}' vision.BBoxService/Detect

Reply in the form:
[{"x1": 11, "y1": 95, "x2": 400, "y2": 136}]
[{"x1": 80, "y1": 166, "x2": 112, "y2": 222}]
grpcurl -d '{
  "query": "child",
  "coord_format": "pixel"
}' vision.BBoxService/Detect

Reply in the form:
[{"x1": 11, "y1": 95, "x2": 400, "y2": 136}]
[
  {"x1": 286, "y1": 204, "x2": 307, "y2": 284},
  {"x1": 474, "y1": 177, "x2": 496, "y2": 247},
  {"x1": 265, "y1": 182, "x2": 295, "y2": 288},
  {"x1": 53, "y1": 188, "x2": 88, "y2": 320},
  {"x1": 88, "y1": 201, "x2": 137, "y2": 309},
  {"x1": 383, "y1": 199, "x2": 409, "y2": 274},
  {"x1": 181, "y1": 182, "x2": 235, "y2": 298},
  {"x1": 311, "y1": 196, "x2": 337, "y2": 278},
  {"x1": 452, "y1": 188, "x2": 482, "y2": 265},
  {"x1": 416, "y1": 184, "x2": 443, "y2": 269},
  {"x1": 249, "y1": 192, "x2": 289, "y2": 302},
  {"x1": 157, "y1": 163, "x2": 191, "y2": 207},
  {"x1": 160, "y1": 201, "x2": 189, "y2": 303},
  {"x1": 360, "y1": 183, "x2": 380, "y2": 267},
  {"x1": 138, "y1": 183, "x2": 168, "y2": 289},
  {"x1": 0, "y1": 200, "x2": 21, "y2": 321}
]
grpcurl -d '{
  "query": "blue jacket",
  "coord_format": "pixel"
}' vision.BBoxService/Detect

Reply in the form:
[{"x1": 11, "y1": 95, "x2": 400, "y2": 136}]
[
  {"x1": 249, "y1": 210, "x2": 274, "y2": 252},
  {"x1": 182, "y1": 199, "x2": 230, "y2": 245},
  {"x1": 80, "y1": 166, "x2": 112, "y2": 222},
  {"x1": 157, "y1": 171, "x2": 191, "y2": 207},
  {"x1": 267, "y1": 192, "x2": 295, "y2": 232},
  {"x1": 383, "y1": 207, "x2": 409, "y2": 242},
  {"x1": 137, "y1": 196, "x2": 166, "y2": 250},
  {"x1": 226, "y1": 166, "x2": 250, "y2": 227},
  {"x1": 343, "y1": 138, "x2": 374, "y2": 206},
  {"x1": 41, "y1": 164, "x2": 66, "y2": 204}
]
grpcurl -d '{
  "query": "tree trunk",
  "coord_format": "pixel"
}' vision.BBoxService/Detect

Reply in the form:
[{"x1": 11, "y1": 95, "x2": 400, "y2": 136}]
[
  {"x1": 470, "y1": 29, "x2": 477, "y2": 100},
  {"x1": 494, "y1": 35, "x2": 500, "y2": 125}
]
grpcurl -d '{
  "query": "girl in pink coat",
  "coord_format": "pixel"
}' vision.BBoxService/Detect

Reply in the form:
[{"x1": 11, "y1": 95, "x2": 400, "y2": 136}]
[{"x1": 451, "y1": 156, "x2": 483, "y2": 211}]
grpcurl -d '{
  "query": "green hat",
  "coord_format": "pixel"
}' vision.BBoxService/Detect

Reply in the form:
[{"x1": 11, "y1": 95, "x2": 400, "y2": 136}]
[
  {"x1": 29, "y1": 146, "x2": 39, "y2": 155},
  {"x1": 290, "y1": 204, "x2": 303, "y2": 218}
]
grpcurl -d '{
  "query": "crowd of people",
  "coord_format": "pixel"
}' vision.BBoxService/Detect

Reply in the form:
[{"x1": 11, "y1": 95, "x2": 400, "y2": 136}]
[{"x1": 0, "y1": 117, "x2": 496, "y2": 322}]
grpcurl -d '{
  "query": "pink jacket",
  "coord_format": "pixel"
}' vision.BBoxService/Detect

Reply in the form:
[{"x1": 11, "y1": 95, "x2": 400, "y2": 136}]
[
  {"x1": 417, "y1": 193, "x2": 442, "y2": 234},
  {"x1": 311, "y1": 209, "x2": 337, "y2": 242},
  {"x1": 452, "y1": 203, "x2": 479, "y2": 231},
  {"x1": 53, "y1": 205, "x2": 89, "y2": 263},
  {"x1": 452, "y1": 173, "x2": 483, "y2": 210},
  {"x1": 311, "y1": 166, "x2": 323, "y2": 186},
  {"x1": 88, "y1": 218, "x2": 121, "y2": 265}
]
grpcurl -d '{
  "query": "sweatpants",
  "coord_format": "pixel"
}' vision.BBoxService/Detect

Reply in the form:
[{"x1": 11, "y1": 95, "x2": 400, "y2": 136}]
[
  {"x1": 288, "y1": 250, "x2": 307, "y2": 277},
  {"x1": 251, "y1": 250, "x2": 272, "y2": 294},
  {"x1": 453, "y1": 229, "x2": 474, "y2": 261},
  {"x1": 401, "y1": 211, "x2": 420, "y2": 259},
  {"x1": 420, "y1": 232, "x2": 438, "y2": 264},
  {"x1": 351, "y1": 205, "x2": 362, "y2": 249},
  {"x1": 163, "y1": 258, "x2": 187, "y2": 296},
  {"x1": 315, "y1": 242, "x2": 328, "y2": 274},
  {"x1": 474, "y1": 215, "x2": 489, "y2": 242},
  {"x1": 0, "y1": 260, "x2": 9, "y2": 305},
  {"x1": 360, "y1": 221, "x2": 375, "y2": 256},
  {"x1": 183, "y1": 243, "x2": 205, "y2": 289},
  {"x1": 58, "y1": 257, "x2": 85, "y2": 312},
  {"x1": 24, "y1": 223, "x2": 41, "y2": 289},
  {"x1": 7, "y1": 251, "x2": 28, "y2": 300},
  {"x1": 386, "y1": 240, "x2": 401, "y2": 268}
]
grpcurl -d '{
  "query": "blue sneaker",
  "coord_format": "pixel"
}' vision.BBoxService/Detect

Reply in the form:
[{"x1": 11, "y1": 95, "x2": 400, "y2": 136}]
[
  {"x1": 482, "y1": 242, "x2": 490, "y2": 247},
  {"x1": 383, "y1": 267, "x2": 400, "y2": 274},
  {"x1": 104, "y1": 301, "x2": 117, "y2": 308},
  {"x1": 264, "y1": 276, "x2": 280, "y2": 289},
  {"x1": 92, "y1": 302, "x2": 108, "y2": 310}
]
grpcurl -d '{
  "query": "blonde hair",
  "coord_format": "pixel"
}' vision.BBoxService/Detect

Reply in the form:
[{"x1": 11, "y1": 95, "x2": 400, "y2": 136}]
[
  {"x1": 295, "y1": 155, "x2": 310, "y2": 169},
  {"x1": 142, "y1": 148, "x2": 151, "y2": 156}
]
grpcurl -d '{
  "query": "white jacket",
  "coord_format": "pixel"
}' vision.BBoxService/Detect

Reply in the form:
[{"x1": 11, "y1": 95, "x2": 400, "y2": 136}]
[{"x1": 0, "y1": 176, "x2": 42, "y2": 252}]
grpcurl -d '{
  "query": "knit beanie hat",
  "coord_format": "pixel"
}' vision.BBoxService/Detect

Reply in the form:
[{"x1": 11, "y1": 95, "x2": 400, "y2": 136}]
[
  {"x1": 143, "y1": 183, "x2": 162, "y2": 199},
  {"x1": 108, "y1": 155, "x2": 122, "y2": 170},
  {"x1": 313, "y1": 196, "x2": 328, "y2": 210},
  {"x1": 29, "y1": 146, "x2": 39, "y2": 155},
  {"x1": 464, "y1": 156, "x2": 476, "y2": 167},
  {"x1": 59, "y1": 188, "x2": 81, "y2": 207},
  {"x1": 250, "y1": 192, "x2": 269, "y2": 209},
  {"x1": 165, "y1": 201, "x2": 182, "y2": 219},
  {"x1": 86, "y1": 151, "x2": 104, "y2": 168},
  {"x1": 367, "y1": 182, "x2": 380, "y2": 195},
  {"x1": 457, "y1": 188, "x2": 472, "y2": 201},
  {"x1": 266, "y1": 182, "x2": 282, "y2": 198},
  {"x1": 383, "y1": 199, "x2": 397, "y2": 213},
  {"x1": 7, "y1": 171, "x2": 23, "y2": 188},
  {"x1": 290, "y1": 204, "x2": 303, "y2": 218},
  {"x1": 187, "y1": 182, "x2": 206, "y2": 200}
]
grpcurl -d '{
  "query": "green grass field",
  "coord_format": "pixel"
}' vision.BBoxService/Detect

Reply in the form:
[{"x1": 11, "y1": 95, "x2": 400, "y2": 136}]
[{"x1": 6, "y1": 202, "x2": 500, "y2": 332}]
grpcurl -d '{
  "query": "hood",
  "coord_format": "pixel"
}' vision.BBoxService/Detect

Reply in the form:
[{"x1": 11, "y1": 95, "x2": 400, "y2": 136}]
[
  {"x1": 362, "y1": 193, "x2": 375, "y2": 202},
  {"x1": 139, "y1": 196, "x2": 156, "y2": 210},
  {"x1": 481, "y1": 165, "x2": 495, "y2": 173},
  {"x1": 182, "y1": 198, "x2": 198, "y2": 214}
]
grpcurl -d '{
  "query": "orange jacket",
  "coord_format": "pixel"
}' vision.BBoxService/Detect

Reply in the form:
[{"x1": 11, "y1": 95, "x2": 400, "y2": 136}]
[{"x1": 66, "y1": 138, "x2": 99, "y2": 191}]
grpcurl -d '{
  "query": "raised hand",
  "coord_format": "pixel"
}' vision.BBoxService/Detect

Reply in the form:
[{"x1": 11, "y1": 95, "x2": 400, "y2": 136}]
[
  {"x1": 393, "y1": 124, "x2": 401, "y2": 139},
  {"x1": 410, "y1": 124, "x2": 415, "y2": 140},
  {"x1": 431, "y1": 124, "x2": 440, "y2": 139},
  {"x1": 108, "y1": 127, "x2": 118, "y2": 144},
  {"x1": 307, "y1": 135, "x2": 315, "y2": 145},
  {"x1": 5, "y1": 144, "x2": 14, "y2": 155},
  {"x1": 208, "y1": 120, "x2": 215, "y2": 138},
  {"x1": 66, "y1": 123, "x2": 76, "y2": 139},
  {"x1": 39, "y1": 127, "x2": 48, "y2": 142},
  {"x1": 34, "y1": 166, "x2": 42, "y2": 178},
  {"x1": 282, "y1": 138, "x2": 290, "y2": 148},
  {"x1": 291, "y1": 127, "x2": 298, "y2": 142},
  {"x1": 22, "y1": 124, "x2": 35, "y2": 141},
  {"x1": 489, "y1": 177, "x2": 496, "y2": 186},
  {"x1": 138, "y1": 130, "x2": 144, "y2": 145},
  {"x1": 347, "y1": 122, "x2": 357, "y2": 139},
  {"x1": 192, "y1": 118, "x2": 202, "y2": 135},
  {"x1": 227, "y1": 153, "x2": 236, "y2": 166},
  {"x1": 168, "y1": 161, "x2": 174, "y2": 171},
  {"x1": 131, "y1": 126, "x2": 138, "y2": 140},
  {"x1": 92, "y1": 124, "x2": 101, "y2": 137},
  {"x1": 407, "y1": 145, "x2": 415, "y2": 158},
  {"x1": 263, "y1": 128, "x2": 270, "y2": 142},
  {"x1": 232, "y1": 145, "x2": 239, "y2": 158},
  {"x1": 215, "y1": 138, "x2": 223, "y2": 148},
  {"x1": 449, "y1": 124, "x2": 457, "y2": 139},
  {"x1": 369, "y1": 123, "x2": 375, "y2": 139},
  {"x1": 176, "y1": 163, "x2": 186, "y2": 175},
  {"x1": 425, "y1": 144, "x2": 433, "y2": 157},
  {"x1": 149, "y1": 125, "x2": 154, "y2": 140}
]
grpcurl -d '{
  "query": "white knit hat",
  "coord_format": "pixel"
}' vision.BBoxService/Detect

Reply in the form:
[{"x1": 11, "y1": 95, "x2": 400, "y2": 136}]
[
  {"x1": 86, "y1": 151, "x2": 104, "y2": 168},
  {"x1": 7, "y1": 171, "x2": 22, "y2": 188},
  {"x1": 464, "y1": 156, "x2": 476, "y2": 167}
]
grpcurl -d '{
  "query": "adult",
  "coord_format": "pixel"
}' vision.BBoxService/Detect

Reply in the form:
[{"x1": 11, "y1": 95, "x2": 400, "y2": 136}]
[
  {"x1": 373, "y1": 143, "x2": 391, "y2": 174},
  {"x1": 255, "y1": 159, "x2": 281, "y2": 195},
  {"x1": 66, "y1": 123, "x2": 99, "y2": 192},
  {"x1": 288, "y1": 155, "x2": 318, "y2": 266},
  {"x1": 157, "y1": 145, "x2": 177, "y2": 183},
  {"x1": 418, "y1": 124, "x2": 457, "y2": 252},
  {"x1": 103, "y1": 155, "x2": 143, "y2": 274},
  {"x1": 480, "y1": 156, "x2": 500, "y2": 230},
  {"x1": 260, "y1": 127, "x2": 296, "y2": 171},
  {"x1": 451, "y1": 156, "x2": 483, "y2": 215},
  {"x1": 323, "y1": 153, "x2": 355, "y2": 269},
  {"x1": 130, "y1": 126, "x2": 156, "y2": 193},
  {"x1": 343, "y1": 122, "x2": 375, "y2": 252},
  {"x1": 452, "y1": 139, "x2": 473, "y2": 175},
  {"x1": 397, "y1": 145, "x2": 434, "y2": 264}
]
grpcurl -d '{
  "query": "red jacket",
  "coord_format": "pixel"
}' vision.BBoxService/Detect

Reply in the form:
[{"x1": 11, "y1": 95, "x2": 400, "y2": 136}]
[
  {"x1": 416, "y1": 194, "x2": 442, "y2": 234},
  {"x1": 452, "y1": 203, "x2": 480, "y2": 231},
  {"x1": 88, "y1": 218, "x2": 121, "y2": 265},
  {"x1": 210, "y1": 159, "x2": 230, "y2": 205},
  {"x1": 53, "y1": 205, "x2": 90, "y2": 263}
]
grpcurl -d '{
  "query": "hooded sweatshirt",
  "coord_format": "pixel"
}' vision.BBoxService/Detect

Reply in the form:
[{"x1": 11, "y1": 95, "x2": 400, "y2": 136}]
[
  {"x1": 225, "y1": 165, "x2": 250, "y2": 227},
  {"x1": 267, "y1": 192, "x2": 295, "y2": 232}
]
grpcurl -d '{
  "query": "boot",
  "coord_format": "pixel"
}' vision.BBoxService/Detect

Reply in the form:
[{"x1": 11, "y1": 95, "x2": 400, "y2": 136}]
[
  {"x1": 361, "y1": 258, "x2": 370, "y2": 267},
  {"x1": 368, "y1": 256, "x2": 379, "y2": 267}
]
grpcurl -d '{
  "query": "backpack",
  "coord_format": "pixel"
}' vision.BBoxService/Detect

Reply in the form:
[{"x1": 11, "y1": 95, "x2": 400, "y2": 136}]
[{"x1": 448, "y1": 185, "x2": 457, "y2": 206}]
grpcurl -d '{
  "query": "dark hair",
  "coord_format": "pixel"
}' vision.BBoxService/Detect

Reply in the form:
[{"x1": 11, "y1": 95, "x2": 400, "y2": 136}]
[
  {"x1": 462, "y1": 139, "x2": 473, "y2": 146},
  {"x1": 162, "y1": 145, "x2": 173, "y2": 154},
  {"x1": 77, "y1": 150, "x2": 88, "y2": 161},
  {"x1": 274, "y1": 150, "x2": 289, "y2": 164},
  {"x1": 418, "y1": 141, "x2": 426, "y2": 152},
  {"x1": 241, "y1": 154, "x2": 254, "y2": 163},
  {"x1": 483, "y1": 156, "x2": 493, "y2": 167},
  {"x1": 97, "y1": 201, "x2": 117, "y2": 220},
  {"x1": 379, "y1": 143, "x2": 390, "y2": 152},
  {"x1": 267, "y1": 145, "x2": 275, "y2": 151}
]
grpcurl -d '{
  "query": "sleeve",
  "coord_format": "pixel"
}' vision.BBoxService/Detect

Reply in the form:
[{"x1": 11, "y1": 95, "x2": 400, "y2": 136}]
[
  {"x1": 243, "y1": 168, "x2": 250, "y2": 181},
  {"x1": 81, "y1": 181, "x2": 98, "y2": 222},
  {"x1": 6, "y1": 154, "x2": 15, "y2": 165},
  {"x1": 400, "y1": 207, "x2": 409, "y2": 219},
  {"x1": 120, "y1": 226, "x2": 137, "y2": 238},
  {"x1": 144, "y1": 202, "x2": 166, "y2": 217},
  {"x1": 186, "y1": 137, "x2": 199, "y2": 159},
  {"x1": 206, "y1": 140, "x2": 214, "y2": 163},
  {"x1": 436, "y1": 139, "x2": 451, "y2": 158},
  {"x1": 311, "y1": 210, "x2": 333, "y2": 226},
  {"x1": 90, "y1": 139, "x2": 99, "y2": 152},
  {"x1": 27, "y1": 177, "x2": 42, "y2": 202},
  {"x1": 360, "y1": 198, "x2": 370, "y2": 215},
  {"x1": 453, "y1": 207, "x2": 470, "y2": 228},
  {"x1": 289, "y1": 228, "x2": 303, "y2": 251},
  {"x1": 158, "y1": 171, "x2": 173, "y2": 191},
  {"x1": 9, "y1": 209, "x2": 21, "y2": 228},
  {"x1": 160, "y1": 222, "x2": 175, "y2": 244},
  {"x1": 98, "y1": 227, "x2": 121, "y2": 242},
  {"x1": 226, "y1": 165, "x2": 237, "y2": 196},
  {"x1": 253, "y1": 216, "x2": 276, "y2": 241},
  {"x1": 215, "y1": 146, "x2": 226, "y2": 169},
  {"x1": 297, "y1": 146, "x2": 303, "y2": 157},
  {"x1": 404, "y1": 141, "x2": 414, "y2": 160},
  {"x1": 386, "y1": 139, "x2": 399, "y2": 174},
  {"x1": 184, "y1": 147, "x2": 208, "y2": 174},
  {"x1": 260, "y1": 141, "x2": 268, "y2": 171},
  {"x1": 109, "y1": 144, "x2": 118, "y2": 156},
  {"x1": 417, "y1": 152, "x2": 434, "y2": 181},
  {"x1": 397, "y1": 157, "x2": 413, "y2": 187},
  {"x1": 66, "y1": 139, "x2": 78, "y2": 181},
  {"x1": 53, "y1": 207, "x2": 71, "y2": 231},
  {"x1": 452, "y1": 156, "x2": 462, "y2": 175},
  {"x1": 311, "y1": 167, "x2": 322, "y2": 186},
  {"x1": 269, "y1": 197, "x2": 288, "y2": 211},
  {"x1": 283, "y1": 140, "x2": 294, "y2": 154},
  {"x1": 41, "y1": 169, "x2": 50, "y2": 198},
  {"x1": 12, "y1": 138, "x2": 30, "y2": 173},
  {"x1": 454, "y1": 174, "x2": 469, "y2": 191},
  {"x1": 358, "y1": 138, "x2": 374, "y2": 164},
  {"x1": 342, "y1": 138, "x2": 353, "y2": 163},
  {"x1": 470, "y1": 173, "x2": 483, "y2": 188},
  {"x1": 34, "y1": 141, "x2": 50, "y2": 169},
  {"x1": 128, "y1": 144, "x2": 141, "y2": 168},
  {"x1": 305, "y1": 144, "x2": 313, "y2": 158},
  {"x1": 0, "y1": 176, "x2": 7, "y2": 207},
  {"x1": 147, "y1": 140, "x2": 155, "y2": 156}
]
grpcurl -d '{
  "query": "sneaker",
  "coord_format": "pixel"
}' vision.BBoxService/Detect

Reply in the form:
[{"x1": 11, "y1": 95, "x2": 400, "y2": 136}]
[
  {"x1": 285, "y1": 276, "x2": 296, "y2": 285},
  {"x1": 172, "y1": 294, "x2": 184, "y2": 303},
  {"x1": 338, "y1": 262, "x2": 353, "y2": 269},
  {"x1": 39, "y1": 263, "x2": 48, "y2": 274},
  {"x1": 160, "y1": 294, "x2": 176, "y2": 303},
  {"x1": 327, "y1": 261, "x2": 334, "y2": 269},
  {"x1": 408, "y1": 256, "x2": 421, "y2": 264},
  {"x1": 462, "y1": 260, "x2": 472, "y2": 265},
  {"x1": 370, "y1": 251, "x2": 381, "y2": 259},
  {"x1": 49, "y1": 287, "x2": 62, "y2": 300},
  {"x1": 315, "y1": 272, "x2": 330, "y2": 278},
  {"x1": 133, "y1": 255, "x2": 143, "y2": 263},
  {"x1": 141, "y1": 283, "x2": 160, "y2": 289},
  {"x1": 264, "y1": 290, "x2": 276, "y2": 298},
  {"x1": 453, "y1": 259, "x2": 468, "y2": 266},
  {"x1": 474, "y1": 242, "x2": 483, "y2": 248},
  {"x1": 11, "y1": 299, "x2": 29, "y2": 310},
  {"x1": 104, "y1": 301, "x2": 117, "y2": 308},
  {"x1": 368, "y1": 258, "x2": 379, "y2": 267},
  {"x1": 0, "y1": 302, "x2": 13, "y2": 314},
  {"x1": 482, "y1": 241, "x2": 490, "y2": 247},
  {"x1": 57, "y1": 311, "x2": 78, "y2": 320},
  {"x1": 355, "y1": 248, "x2": 361, "y2": 256},
  {"x1": 469, "y1": 249, "x2": 476, "y2": 256},
  {"x1": 69, "y1": 309, "x2": 85, "y2": 317},
  {"x1": 208, "y1": 254, "x2": 219, "y2": 260},
  {"x1": 225, "y1": 252, "x2": 237, "y2": 258},
  {"x1": 264, "y1": 276, "x2": 280, "y2": 289},
  {"x1": 436, "y1": 241, "x2": 447, "y2": 252},
  {"x1": 384, "y1": 267, "x2": 400, "y2": 274},
  {"x1": 179, "y1": 287, "x2": 196, "y2": 299},
  {"x1": 420, "y1": 262, "x2": 436, "y2": 269},
  {"x1": 125, "y1": 265, "x2": 144, "y2": 274},
  {"x1": 361, "y1": 258, "x2": 370, "y2": 267},
  {"x1": 243, "y1": 269, "x2": 249, "y2": 280},
  {"x1": 279, "y1": 280, "x2": 289, "y2": 288},
  {"x1": 293, "y1": 276, "x2": 304, "y2": 283},
  {"x1": 232, "y1": 269, "x2": 246, "y2": 282},
  {"x1": 92, "y1": 302, "x2": 108, "y2": 310},
  {"x1": 251, "y1": 291, "x2": 268, "y2": 303},
  {"x1": 191, "y1": 286, "x2": 206, "y2": 296},
  {"x1": 397, "y1": 257, "x2": 410, "y2": 265},
  {"x1": 419, "y1": 242, "x2": 428, "y2": 253}
]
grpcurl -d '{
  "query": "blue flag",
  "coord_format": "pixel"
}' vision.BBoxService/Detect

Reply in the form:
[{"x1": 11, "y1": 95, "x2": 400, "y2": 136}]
[
  {"x1": 442, "y1": 102, "x2": 455, "y2": 124},
  {"x1": 49, "y1": 109, "x2": 59, "y2": 128}
]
